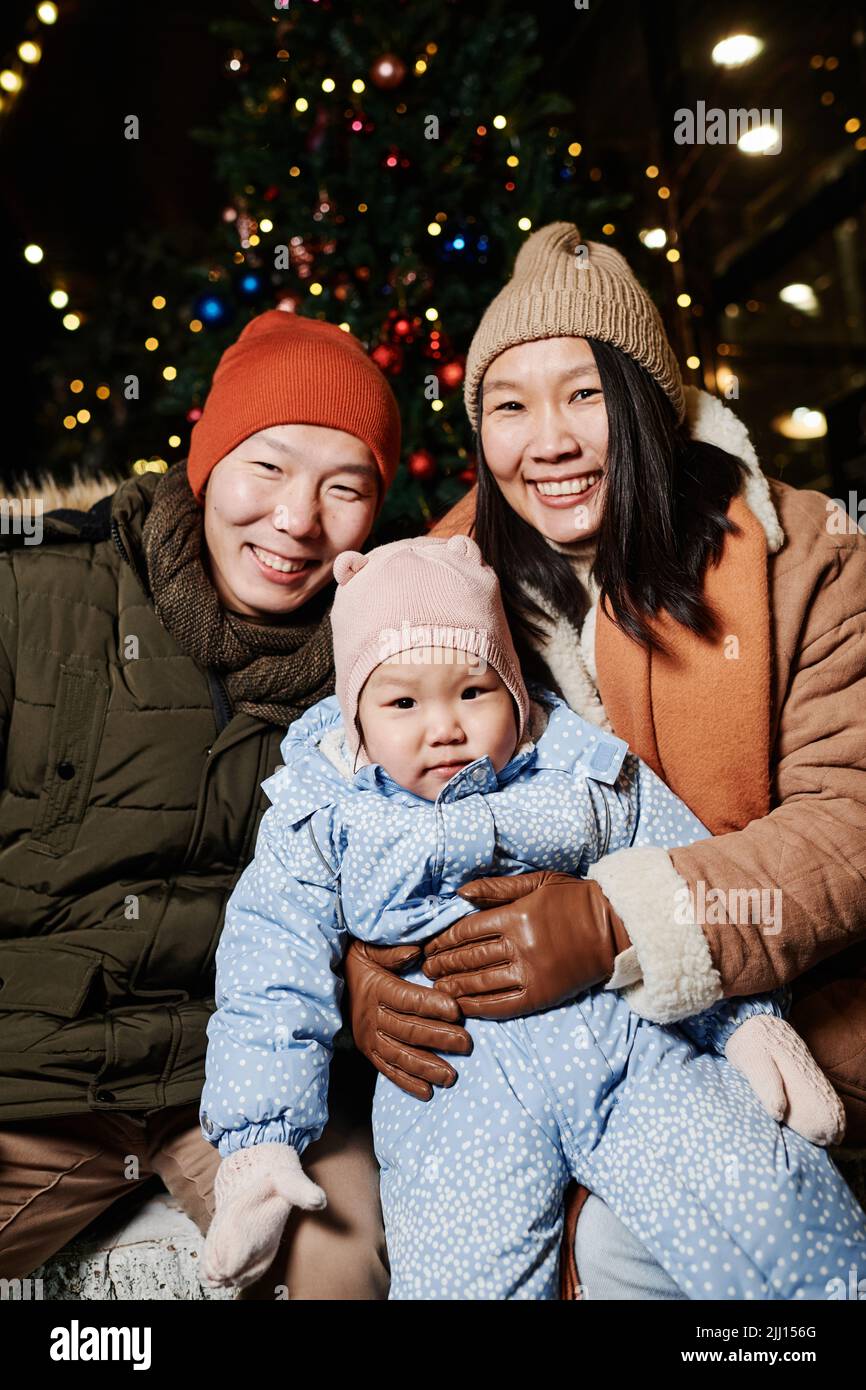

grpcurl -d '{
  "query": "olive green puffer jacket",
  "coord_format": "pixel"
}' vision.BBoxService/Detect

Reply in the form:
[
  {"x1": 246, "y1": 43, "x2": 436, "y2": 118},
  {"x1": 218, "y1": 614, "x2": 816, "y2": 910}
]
[{"x1": 0, "y1": 468, "x2": 331, "y2": 1120}]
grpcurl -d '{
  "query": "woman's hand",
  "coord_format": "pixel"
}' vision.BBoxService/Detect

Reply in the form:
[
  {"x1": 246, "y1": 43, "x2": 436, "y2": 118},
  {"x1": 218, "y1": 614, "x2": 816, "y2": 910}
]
[
  {"x1": 421, "y1": 871, "x2": 632, "y2": 1020},
  {"x1": 344, "y1": 938, "x2": 473, "y2": 1101}
]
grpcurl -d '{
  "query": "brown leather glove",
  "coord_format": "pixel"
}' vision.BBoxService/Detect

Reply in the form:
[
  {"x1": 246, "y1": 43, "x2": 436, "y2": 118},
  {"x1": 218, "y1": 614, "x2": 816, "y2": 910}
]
[
  {"x1": 421, "y1": 871, "x2": 632, "y2": 1020},
  {"x1": 344, "y1": 938, "x2": 473, "y2": 1101}
]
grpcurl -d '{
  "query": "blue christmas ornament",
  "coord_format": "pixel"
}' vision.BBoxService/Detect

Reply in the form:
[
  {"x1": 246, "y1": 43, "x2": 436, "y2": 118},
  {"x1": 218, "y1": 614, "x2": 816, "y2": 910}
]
[
  {"x1": 435, "y1": 225, "x2": 487, "y2": 266},
  {"x1": 195, "y1": 293, "x2": 229, "y2": 325}
]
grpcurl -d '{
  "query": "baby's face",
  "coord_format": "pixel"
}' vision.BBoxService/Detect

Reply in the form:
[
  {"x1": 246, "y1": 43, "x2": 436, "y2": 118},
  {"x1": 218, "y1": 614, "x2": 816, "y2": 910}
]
[{"x1": 356, "y1": 646, "x2": 519, "y2": 800}]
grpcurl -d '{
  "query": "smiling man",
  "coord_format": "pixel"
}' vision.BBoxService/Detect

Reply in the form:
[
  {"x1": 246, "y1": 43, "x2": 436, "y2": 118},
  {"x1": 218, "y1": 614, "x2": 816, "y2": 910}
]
[
  {"x1": 202, "y1": 422, "x2": 383, "y2": 616},
  {"x1": 0, "y1": 308, "x2": 402, "y2": 1301}
]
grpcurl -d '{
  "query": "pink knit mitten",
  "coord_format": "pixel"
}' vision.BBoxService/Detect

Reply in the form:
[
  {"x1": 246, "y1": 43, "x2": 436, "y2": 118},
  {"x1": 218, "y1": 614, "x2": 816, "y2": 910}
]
[
  {"x1": 203, "y1": 1144, "x2": 327, "y2": 1290},
  {"x1": 725, "y1": 1015, "x2": 846, "y2": 1146}
]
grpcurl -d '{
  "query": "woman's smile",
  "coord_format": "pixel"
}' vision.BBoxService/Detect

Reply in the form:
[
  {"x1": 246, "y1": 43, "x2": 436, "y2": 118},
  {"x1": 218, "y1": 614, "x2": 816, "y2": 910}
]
[{"x1": 529, "y1": 470, "x2": 604, "y2": 508}]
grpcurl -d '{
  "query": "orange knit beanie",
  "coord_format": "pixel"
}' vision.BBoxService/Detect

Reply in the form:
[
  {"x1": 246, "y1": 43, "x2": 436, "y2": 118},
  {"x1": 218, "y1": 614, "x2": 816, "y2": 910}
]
[{"x1": 187, "y1": 309, "x2": 402, "y2": 510}]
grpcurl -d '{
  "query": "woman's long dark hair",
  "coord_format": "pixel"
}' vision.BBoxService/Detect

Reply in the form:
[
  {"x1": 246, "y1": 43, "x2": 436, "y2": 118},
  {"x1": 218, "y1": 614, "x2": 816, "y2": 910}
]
[{"x1": 474, "y1": 338, "x2": 748, "y2": 673}]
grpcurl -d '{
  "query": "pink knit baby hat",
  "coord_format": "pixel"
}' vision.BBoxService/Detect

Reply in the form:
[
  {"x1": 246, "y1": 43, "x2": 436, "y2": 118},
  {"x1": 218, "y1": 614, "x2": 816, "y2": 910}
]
[{"x1": 331, "y1": 534, "x2": 530, "y2": 764}]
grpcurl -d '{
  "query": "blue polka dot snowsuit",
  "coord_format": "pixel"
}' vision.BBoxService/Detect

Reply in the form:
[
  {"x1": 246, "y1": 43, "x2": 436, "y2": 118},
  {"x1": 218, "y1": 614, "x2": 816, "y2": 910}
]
[{"x1": 201, "y1": 685, "x2": 866, "y2": 1300}]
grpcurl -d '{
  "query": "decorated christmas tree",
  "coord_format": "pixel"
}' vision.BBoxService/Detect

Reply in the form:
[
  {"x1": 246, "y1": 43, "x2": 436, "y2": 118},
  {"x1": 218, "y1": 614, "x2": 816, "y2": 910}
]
[{"x1": 39, "y1": 0, "x2": 626, "y2": 535}]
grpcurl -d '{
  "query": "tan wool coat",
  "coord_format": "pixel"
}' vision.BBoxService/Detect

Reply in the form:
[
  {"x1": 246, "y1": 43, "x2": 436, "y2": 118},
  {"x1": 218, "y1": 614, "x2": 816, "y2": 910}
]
[{"x1": 431, "y1": 387, "x2": 866, "y2": 1145}]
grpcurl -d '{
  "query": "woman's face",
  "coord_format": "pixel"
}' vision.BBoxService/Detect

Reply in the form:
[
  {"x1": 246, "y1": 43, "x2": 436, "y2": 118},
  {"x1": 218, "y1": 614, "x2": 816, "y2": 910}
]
[
  {"x1": 479, "y1": 337, "x2": 608, "y2": 543},
  {"x1": 202, "y1": 423, "x2": 380, "y2": 617}
]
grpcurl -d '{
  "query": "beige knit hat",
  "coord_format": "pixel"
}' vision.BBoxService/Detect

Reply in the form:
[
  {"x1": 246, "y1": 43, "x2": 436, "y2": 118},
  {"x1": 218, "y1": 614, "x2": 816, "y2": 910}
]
[{"x1": 464, "y1": 221, "x2": 685, "y2": 429}]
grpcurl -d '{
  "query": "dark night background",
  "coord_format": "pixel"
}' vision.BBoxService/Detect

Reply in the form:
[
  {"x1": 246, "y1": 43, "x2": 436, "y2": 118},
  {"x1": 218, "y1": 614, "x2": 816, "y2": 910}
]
[{"x1": 0, "y1": 1, "x2": 226, "y2": 471}]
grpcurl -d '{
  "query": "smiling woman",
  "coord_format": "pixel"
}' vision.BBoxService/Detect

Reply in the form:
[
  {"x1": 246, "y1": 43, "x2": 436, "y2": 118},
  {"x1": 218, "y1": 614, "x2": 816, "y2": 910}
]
[
  {"x1": 479, "y1": 342, "x2": 609, "y2": 542},
  {"x1": 345, "y1": 220, "x2": 866, "y2": 1301}
]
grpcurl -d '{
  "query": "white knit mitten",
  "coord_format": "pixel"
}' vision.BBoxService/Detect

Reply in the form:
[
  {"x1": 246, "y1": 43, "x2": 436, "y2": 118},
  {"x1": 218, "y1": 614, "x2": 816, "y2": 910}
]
[
  {"x1": 203, "y1": 1144, "x2": 327, "y2": 1289},
  {"x1": 725, "y1": 1015, "x2": 846, "y2": 1146}
]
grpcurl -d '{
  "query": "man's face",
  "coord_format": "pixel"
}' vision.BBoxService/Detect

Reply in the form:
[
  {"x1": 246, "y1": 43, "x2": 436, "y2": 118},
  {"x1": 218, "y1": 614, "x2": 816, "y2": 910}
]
[{"x1": 202, "y1": 423, "x2": 380, "y2": 616}]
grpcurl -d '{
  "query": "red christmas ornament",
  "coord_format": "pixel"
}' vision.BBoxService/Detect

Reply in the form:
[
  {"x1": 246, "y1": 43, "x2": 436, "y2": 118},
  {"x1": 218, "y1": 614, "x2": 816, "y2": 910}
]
[
  {"x1": 458, "y1": 452, "x2": 478, "y2": 485},
  {"x1": 370, "y1": 53, "x2": 407, "y2": 89},
  {"x1": 408, "y1": 449, "x2": 436, "y2": 481},
  {"x1": 382, "y1": 145, "x2": 411, "y2": 171},
  {"x1": 439, "y1": 358, "x2": 465, "y2": 389},
  {"x1": 372, "y1": 343, "x2": 403, "y2": 375}
]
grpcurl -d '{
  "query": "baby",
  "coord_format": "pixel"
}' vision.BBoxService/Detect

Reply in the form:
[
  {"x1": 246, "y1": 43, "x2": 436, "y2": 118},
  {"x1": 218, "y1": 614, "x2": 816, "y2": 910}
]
[{"x1": 200, "y1": 535, "x2": 866, "y2": 1300}]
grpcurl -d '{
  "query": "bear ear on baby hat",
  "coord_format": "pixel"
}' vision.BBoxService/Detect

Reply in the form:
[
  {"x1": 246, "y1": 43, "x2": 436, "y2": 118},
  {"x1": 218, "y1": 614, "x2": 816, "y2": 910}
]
[
  {"x1": 444, "y1": 533, "x2": 483, "y2": 564},
  {"x1": 333, "y1": 550, "x2": 369, "y2": 586}
]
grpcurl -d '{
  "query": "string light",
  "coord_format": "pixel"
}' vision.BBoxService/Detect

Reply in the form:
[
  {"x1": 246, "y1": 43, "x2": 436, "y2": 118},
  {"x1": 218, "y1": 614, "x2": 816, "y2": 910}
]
[
  {"x1": 711, "y1": 35, "x2": 763, "y2": 68},
  {"x1": 6, "y1": 9, "x2": 79, "y2": 341},
  {"x1": 0, "y1": 2, "x2": 61, "y2": 122},
  {"x1": 639, "y1": 228, "x2": 667, "y2": 249},
  {"x1": 738, "y1": 124, "x2": 782, "y2": 153}
]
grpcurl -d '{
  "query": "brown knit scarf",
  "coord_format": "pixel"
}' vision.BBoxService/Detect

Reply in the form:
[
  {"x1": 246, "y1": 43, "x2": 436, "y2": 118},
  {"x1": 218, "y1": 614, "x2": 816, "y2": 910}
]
[{"x1": 140, "y1": 460, "x2": 336, "y2": 727}]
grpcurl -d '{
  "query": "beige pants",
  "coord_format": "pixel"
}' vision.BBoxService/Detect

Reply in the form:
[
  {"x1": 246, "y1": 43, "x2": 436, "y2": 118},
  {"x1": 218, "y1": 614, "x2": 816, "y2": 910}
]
[{"x1": 0, "y1": 1050, "x2": 390, "y2": 1300}]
